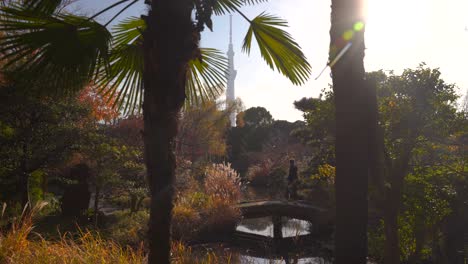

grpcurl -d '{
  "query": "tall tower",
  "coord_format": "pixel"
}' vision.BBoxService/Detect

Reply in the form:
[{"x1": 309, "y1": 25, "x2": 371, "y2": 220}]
[{"x1": 226, "y1": 15, "x2": 237, "y2": 127}]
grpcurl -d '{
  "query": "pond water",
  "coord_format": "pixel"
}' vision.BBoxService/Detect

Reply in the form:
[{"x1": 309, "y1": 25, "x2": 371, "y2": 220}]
[
  {"x1": 227, "y1": 186, "x2": 332, "y2": 263},
  {"x1": 236, "y1": 216, "x2": 312, "y2": 238},
  {"x1": 239, "y1": 255, "x2": 330, "y2": 264},
  {"x1": 230, "y1": 216, "x2": 332, "y2": 263},
  {"x1": 199, "y1": 245, "x2": 332, "y2": 264}
]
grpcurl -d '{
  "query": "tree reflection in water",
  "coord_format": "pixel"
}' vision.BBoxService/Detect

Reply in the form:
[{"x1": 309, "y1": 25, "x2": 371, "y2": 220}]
[{"x1": 236, "y1": 216, "x2": 311, "y2": 238}]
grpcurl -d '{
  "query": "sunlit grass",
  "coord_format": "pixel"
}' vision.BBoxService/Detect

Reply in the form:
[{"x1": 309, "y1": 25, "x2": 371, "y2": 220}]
[
  {"x1": 0, "y1": 203, "x2": 145, "y2": 264},
  {"x1": 0, "y1": 201, "x2": 241, "y2": 264},
  {"x1": 172, "y1": 242, "x2": 238, "y2": 264},
  {"x1": 0, "y1": 163, "x2": 245, "y2": 264}
]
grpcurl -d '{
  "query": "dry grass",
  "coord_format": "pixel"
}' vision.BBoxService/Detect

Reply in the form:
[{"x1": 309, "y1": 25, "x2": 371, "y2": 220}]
[
  {"x1": 0, "y1": 163, "x2": 244, "y2": 264},
  {"x1": 0, "y1": 202, "x2": 239, "y2": 264},
  {"x1": 0, "y1": 202, "x2": 144, "y2": 264},
  {"x1": 171, "y1": 242, "x2": 236, "y2": 264}
]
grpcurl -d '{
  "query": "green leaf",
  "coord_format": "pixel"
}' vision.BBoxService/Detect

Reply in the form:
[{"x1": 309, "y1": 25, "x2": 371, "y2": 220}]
[
  {"x1": 23, "y1": 0, "x2": 62, "y2": 15},
  {"x1": 0, "y1": 5, "x2": 112, "y2": 95},
  {"x1": 213, "y1": 0, "x2": 269, "y2": 15},
  {"x1": 96, "y1": 18, "x2": 227, "y2": 114},
  {"x1": 95, "y1": 17, "x2": 145, "y2": 115},
  {"x1": 242, "y1": 13, "x2": 311, "y2": 85},
  {"x1": 186, "y1": 48, "x2": 227, "y2": 106}
]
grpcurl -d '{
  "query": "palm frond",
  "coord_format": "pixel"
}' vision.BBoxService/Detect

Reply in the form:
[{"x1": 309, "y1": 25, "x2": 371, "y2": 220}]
[
  {"x1": 0, "y1": 5, "x2": 112, "y2": 95},
  {"x1": 213, "y1": 0, "x2": 269, "y2": 15},
  {"x1": 23, "y1": 0, "x2": 62, "y2": 15},
  {"x1": 96, "y1": 17, "x2": 227, "y2": 114},
  {"x1": 242, "y1": 13, "x2": 311, "y2": 85},
  {"x1": 112, "y1": 16, "x2": 145, "y2": 47},
  {"x1": 186, "y1": 48, "x2": 227, "y2": 106},
  {"x1": 95, "y1": 17, "x2": 145, "y2": 115}
]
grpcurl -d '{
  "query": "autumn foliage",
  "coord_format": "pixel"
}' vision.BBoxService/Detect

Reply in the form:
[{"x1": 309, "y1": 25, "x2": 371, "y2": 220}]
[{"x1": 78, "y1": 85, "x2": 119, "y2": 123}]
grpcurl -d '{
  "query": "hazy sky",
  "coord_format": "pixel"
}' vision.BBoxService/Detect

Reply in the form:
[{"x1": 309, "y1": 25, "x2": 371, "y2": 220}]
[{"x1": 75, "y1": 0, "x2": 468, "y2": 121}]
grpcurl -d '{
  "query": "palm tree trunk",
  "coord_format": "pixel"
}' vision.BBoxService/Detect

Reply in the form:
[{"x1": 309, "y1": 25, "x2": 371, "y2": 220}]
[
  {"x1": 142, "y1": 1, "x2": 198, "y2": 263},
  {"x1": 329, "y1": 0, "x2": 369, "y2": 263}
]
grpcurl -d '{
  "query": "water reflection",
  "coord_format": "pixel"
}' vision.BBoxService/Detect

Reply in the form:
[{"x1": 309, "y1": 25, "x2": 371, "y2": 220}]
[
  {"x1": 236, "y1": 216, "x2": 311, "y2": 238},
  {"x1": 239, "y1": 256, "x2": 330, "y2": 264},
  {"x1": 236, "y1": 216, "x2": 272, "y2": 236}
]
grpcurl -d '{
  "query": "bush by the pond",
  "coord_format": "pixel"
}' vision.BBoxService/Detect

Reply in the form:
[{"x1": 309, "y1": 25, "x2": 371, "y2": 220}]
[
  {"x1": 172, "y1": 203, "x2": 201, "y2": 240},
  {"x1": 246, "y1": 159, "x2": 287, "y2": 187},
  {"x1": 172, "y1": 163, "x2": 242, "y2": 241},
  {"x1": 246, "y1": 160, "x2": 273, "y2": 186},
  {"x1": 102, "y1": 163, "x2": 242, "y2": 242},
  {"x1": 204, "y1": 163, "x2": 241, "y2": 202},
  {"x1": 105, "y1": 210, "x2": 148, "y2": 248},
  {"x1": 201, "y1": 198, "x2": 241, "y2": 234}
]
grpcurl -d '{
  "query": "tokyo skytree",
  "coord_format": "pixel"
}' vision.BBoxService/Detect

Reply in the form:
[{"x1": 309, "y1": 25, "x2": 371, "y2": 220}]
[{"x1": 226, "y1": 15, "x2": 237, "y2": 127}]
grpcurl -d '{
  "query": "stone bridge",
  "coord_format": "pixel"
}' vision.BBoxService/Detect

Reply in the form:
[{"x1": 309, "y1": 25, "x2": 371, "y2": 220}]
[
  {"x1": 231, "y1": 200, "x2": 334, "y2": 258},
  {"x1": 236, "y1": 200, "x2": 333, "y2": 239}
]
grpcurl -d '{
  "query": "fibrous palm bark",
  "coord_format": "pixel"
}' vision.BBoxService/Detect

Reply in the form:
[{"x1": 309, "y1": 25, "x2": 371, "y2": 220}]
[
  {"x1": 329, "y1": 0, "x2": 369, "y2": 263},
  {"x1": 142, "y1": 0, "x2": 199, "y2": 263}
]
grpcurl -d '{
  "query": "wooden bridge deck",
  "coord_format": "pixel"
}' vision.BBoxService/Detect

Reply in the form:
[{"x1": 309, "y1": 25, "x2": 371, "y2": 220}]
[{"x1": 237, "y1": 200, "x2": 330, "y2": 222}]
